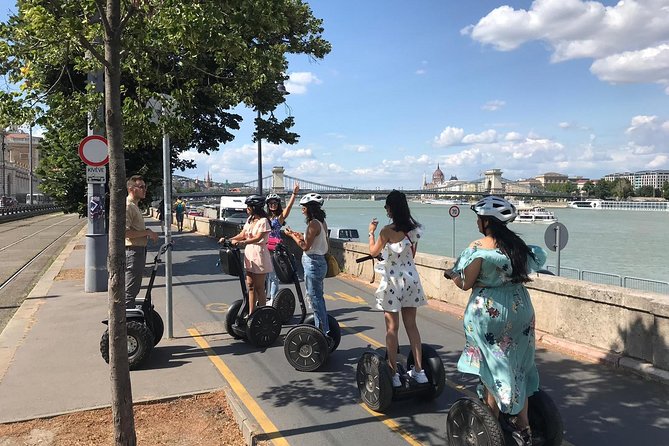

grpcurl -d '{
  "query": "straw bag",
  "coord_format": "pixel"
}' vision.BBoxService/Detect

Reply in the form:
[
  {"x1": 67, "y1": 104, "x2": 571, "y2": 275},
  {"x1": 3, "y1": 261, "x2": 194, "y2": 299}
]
[{"x1": 325, "y1": 253, "x2": 340, "y2": 278}]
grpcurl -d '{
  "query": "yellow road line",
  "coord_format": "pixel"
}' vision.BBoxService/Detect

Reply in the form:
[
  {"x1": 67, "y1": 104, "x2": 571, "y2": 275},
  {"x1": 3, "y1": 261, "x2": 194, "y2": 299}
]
[
  {"x1": 359, "y1": 403, "x2": 425, "y2": 446},
  {"x1": 188, "y1": 328, "x2": 290, "y2": 446},
  {"x1": 334, "y1": 291, "x2": 367, "y2": 305}
]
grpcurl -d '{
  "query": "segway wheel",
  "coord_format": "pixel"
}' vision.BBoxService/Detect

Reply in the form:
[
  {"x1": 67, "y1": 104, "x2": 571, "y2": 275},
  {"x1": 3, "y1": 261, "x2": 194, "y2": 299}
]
[
  {"x1": 149, "y1": 309, "x2": 164, "y2": 346},
  {"x1": 356, "y1": 352, "x2": 393, "y2": 412},
  {"x1": 304, "y1": 314, "x2": 341, "y2": 352},
  {"x1": 446, "y1": 398, "x2": 504, "y2": 446},
  {"x1": 246, "y1": 306, "x2": 281, "y2": 347},
  {"x1": 407, "y1": 344, "x2": 446, "y2": 400},
  {"x1": 126, "y1": 321, "x2": 154, "y2": 369},
  {"x1": 100, "y1": 329, "x2": 111, "y2": 364},
  {"x1": 528, "y1": 389, "x2": 564, "y2": 446},
  {"x1": 224, "y1": 300, "x2": 245, "y2": 340},
  {"x1": 272, "y1": 288, "x2": 296, "y2": 324},
  {"x1": 284, "y1": 325, "x2": 329, "y2": 372}
]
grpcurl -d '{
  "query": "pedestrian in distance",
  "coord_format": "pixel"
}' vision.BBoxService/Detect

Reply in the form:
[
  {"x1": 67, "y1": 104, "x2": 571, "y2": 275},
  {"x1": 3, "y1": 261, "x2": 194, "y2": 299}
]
[
  {"x1": 157, "y1": 199, "x2": 165, "y2": 232},
  {"x1": 444, "y1": 195, "x2": 547, "y2": 446},
  {"x1": 265, "y1": 182, "x2": 300, "y2": 303},
  {"x1": 219, "y1": 195, "x2": 273, "y2": 316},
  {"x1": 367, "y1": 189, "x2": 428, "y2": 387},
  {"x1": 174, "y1": 197, "x2": 186, "y2": 232},
  {"x1": 284, "y1": 193, "x2": 331, "y2": 339},
  {"x1": 125, "y1": 175, "x2": 159, "y2": 309}
]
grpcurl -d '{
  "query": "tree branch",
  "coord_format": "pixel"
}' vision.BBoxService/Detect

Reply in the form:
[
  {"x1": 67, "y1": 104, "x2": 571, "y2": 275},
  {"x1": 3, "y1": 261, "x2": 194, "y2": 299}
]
[
  {"x1": 78, "y1": 35, "x2": 110, "y2": 70},
  {"x1": 94, "y1": 0, "x2": 112, "y2": 36}
]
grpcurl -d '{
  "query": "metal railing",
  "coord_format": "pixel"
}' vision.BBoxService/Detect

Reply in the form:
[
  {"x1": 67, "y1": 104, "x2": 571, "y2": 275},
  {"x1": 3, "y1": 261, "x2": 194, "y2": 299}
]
[
  {"x1": 0, "y1": 204, "x2": 62, "y2": 222},
  {"x1": 545, "y1": 265, "x2": 669, "y2": 295}
]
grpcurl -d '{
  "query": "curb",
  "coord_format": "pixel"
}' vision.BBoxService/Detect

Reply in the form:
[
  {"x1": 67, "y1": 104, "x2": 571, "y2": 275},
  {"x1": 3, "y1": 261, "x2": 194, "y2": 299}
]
[{"x1": 426, "y1": 297, "x2": 669, "y2": 387}]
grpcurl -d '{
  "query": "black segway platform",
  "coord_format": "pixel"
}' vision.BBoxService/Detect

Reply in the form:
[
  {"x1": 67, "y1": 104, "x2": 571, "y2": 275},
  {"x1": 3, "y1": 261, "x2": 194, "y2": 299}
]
[
  {"x1": 356, "y1": 344, "x2": 446, "y2": 412},
  {"x1": 220, "y1": 241, "x2": 282, "y2": 347},
  {"x1": 445, "y1": 389, "x2": 564, "y2": 446}
]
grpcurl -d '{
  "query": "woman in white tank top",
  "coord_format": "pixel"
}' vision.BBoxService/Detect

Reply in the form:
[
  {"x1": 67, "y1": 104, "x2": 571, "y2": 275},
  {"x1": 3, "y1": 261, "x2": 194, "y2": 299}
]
[{"x1": 284, "y1": 193, "x2": 331, "y2": 336}]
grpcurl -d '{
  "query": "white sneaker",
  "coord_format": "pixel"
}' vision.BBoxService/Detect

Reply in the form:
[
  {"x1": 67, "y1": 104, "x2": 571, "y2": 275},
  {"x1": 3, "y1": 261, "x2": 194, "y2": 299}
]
[
  {"x1": 391, "y1": 372, "x2": 402, "y2": 387},
  {"x1": 408, "y1": 366, "x2": 428, "y2": 384}
]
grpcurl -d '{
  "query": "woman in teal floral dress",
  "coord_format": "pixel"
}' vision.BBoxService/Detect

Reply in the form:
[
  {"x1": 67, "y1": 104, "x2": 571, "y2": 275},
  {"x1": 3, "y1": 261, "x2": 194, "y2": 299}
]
[{"x1": 445, "y1": 196, "x2": 546, "y2": 445}]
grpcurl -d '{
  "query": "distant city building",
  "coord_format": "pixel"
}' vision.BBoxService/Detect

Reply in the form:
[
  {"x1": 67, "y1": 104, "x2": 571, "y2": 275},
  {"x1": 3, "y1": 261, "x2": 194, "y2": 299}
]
[
  {"x1": 534, "y1": 172, "x2": 568, "y2": 187},
  {"x1": 604, "y1": 170, "x2": 669, "y2": 190},
  {"x1": 1, "y1": 129, "x2": 42, "y2": 202}
]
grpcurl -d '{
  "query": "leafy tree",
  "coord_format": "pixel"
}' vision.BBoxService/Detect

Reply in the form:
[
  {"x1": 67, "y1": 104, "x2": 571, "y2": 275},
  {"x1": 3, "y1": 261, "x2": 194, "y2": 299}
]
[
  {"x1": 545, "y1": 182, "x2": 577, "y2": 195},
  {"x1": 592, "y1": 179, "x2": 612, "y2": 199},
  {"x1": 635, "y1": 185, "x2": 659, "y2": 198},
  {"x1": 663, "y1": 181, "x2": 669, "y2": 200},
  {"x1": 1, "y1": 1, "x2": 330, "y2": 445},
  {"x1": 582, "y1": 180, "x2": 596, "y2": 197},
  {"x1": 611, "y1": 178, "x2": 633, "y2": 200}
]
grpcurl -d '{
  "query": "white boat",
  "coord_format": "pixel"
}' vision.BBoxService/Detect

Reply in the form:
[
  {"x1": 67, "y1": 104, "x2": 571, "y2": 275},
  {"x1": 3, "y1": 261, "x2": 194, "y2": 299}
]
[
  {"x1": 567, "y1": 199, "x2": 668, "y2": 211},
  {"x1": 513, "y1": 207, "x2": 557, "y2": 224},
  {"x1": 567, "y1": 199, "x2": 602, "y2": 209},
  {"x1": 423, "y1": 199, "x2": 468, "y2": 205}
]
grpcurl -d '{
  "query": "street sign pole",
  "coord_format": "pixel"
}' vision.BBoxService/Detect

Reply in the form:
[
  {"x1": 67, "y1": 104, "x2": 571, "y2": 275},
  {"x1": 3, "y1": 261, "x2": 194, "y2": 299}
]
[
  {"x1": 79, "y1": 129, "x2": 109, "y2": 293},
  {"x1": 162, "y1": 131, "x2": 173, "y2": 339},
  {"x1": 544, "y1": 222, "x2": 569, "y2": 276},
  {"x1": 448, "y1": 205, "x2": 460, "y2": 258}
]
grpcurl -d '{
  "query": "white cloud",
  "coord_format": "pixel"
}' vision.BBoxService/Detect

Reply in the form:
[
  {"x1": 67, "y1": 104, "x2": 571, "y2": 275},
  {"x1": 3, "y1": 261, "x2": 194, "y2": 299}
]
[
  {"x1": 559, "y1": 122, "x2": 571, "y2": 129},
  {"x1": 482, "y1": 99, "x2": 506, "y2": 111},
  {"x1": 462, "y1": 129, "x2": 498, "y2": 144},
  {"x1": 433, "y1": 126, "x2": 464, "y2": 147},
  {"x1": 504, "y1": 131, "x2": 523, "y2": 141},
  {"x1": 625, "y1": 114, "x2": 669, "y2": 148},
  {"x1": 464, "y1": 0, "x2": 669, "y2": 89},
  {"x1": 351, "y1": 145, "x2": 371, "y2": 153},
  {"x1": 415, "y1": 69, "x2": 426, "y2": 75},
  {"x1": 285, "y1": 71, "x2": 322, "y2": 95},
  {"x1": 282, "y1": 148, "x2": 313, "y2": 159},
  {"x1": 648, "y1": 154, "x2": 669, "y2": 168}
]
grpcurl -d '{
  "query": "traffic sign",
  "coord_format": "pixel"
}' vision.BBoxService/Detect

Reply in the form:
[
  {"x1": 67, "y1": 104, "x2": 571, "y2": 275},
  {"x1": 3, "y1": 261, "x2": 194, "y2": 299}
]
[
  {"x1": 86, "y1": 166, "x2": 107, "y2": 184},
  {"x1": 448, "y1": 205, "x2": 460, "y2": 218},
  {"x1": 544, "y1": 222, "x2": 569, "y2": 252},
  {"x1": 78, "y1": 135, "x2": 109, "y2": 166}
]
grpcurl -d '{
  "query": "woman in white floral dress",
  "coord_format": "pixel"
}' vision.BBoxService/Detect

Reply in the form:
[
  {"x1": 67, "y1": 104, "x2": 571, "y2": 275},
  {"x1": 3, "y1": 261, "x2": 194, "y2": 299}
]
[{"x1": 368, "y1": 190, "x2": 428, "y2": 387}]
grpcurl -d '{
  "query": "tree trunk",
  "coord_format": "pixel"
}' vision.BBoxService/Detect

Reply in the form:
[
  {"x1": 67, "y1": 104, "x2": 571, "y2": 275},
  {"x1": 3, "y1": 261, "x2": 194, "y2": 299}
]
[{"x1": 105, "y1": 1, "x2": 136, "y2": 445}]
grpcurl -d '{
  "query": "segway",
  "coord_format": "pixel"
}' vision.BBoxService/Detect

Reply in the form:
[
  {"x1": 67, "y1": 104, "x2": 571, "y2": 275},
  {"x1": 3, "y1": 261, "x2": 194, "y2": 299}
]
[
  {"x1": 100, "y1": 243, "x2": 170, "y2": 370},
  {"x1": 356, "y1": 344, "x2": 446, "y2": 412},
  {"x1": 220, "y1": 240, "x2": 282, "y2": 347},
  {"x1": 446, "y1": 388, "x2": 564, "y2": 446},
  {"x1": 271, "y1": 243, "x2": 341, "y2": 371}
]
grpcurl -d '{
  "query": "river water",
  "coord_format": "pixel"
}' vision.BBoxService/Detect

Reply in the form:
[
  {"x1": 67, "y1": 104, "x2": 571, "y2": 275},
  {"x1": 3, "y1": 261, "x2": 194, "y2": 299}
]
[{"x1": 285, "y1": 199, "x2": 668, "y2": 283}]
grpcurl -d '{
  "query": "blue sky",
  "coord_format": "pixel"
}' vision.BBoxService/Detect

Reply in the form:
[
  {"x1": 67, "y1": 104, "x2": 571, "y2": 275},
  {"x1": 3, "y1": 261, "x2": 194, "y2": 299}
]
[{"x1": 3, "y1": 1, "x2": 669, "y2": 189}]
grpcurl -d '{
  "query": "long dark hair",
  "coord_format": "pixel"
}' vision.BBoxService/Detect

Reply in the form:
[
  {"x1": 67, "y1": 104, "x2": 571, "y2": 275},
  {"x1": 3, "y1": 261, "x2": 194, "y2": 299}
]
[
  {"x1": 385, "y1": 190, "x2": 420, "y2": 233},
  {"x1": 481, "y1": 216, "x2": 535, "y2": 283},
  {"x1": 266, "y1": 200, "x2": 283, "y2": 219},
  {"x1": 248, "y1": 204, "x2": 268, "y2": 220},
  {"x1": 303, "y1": 203, "x2": 326, "y2": 223}
]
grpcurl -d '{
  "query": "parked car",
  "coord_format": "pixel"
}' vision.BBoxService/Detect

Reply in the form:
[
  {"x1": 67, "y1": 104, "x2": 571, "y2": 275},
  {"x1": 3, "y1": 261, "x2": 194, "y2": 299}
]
[
  {"x1": 187, "y1": 207, "x2": 203, "y2": 217},
  {"x1": 0, "y1": 196, "x2": 17, "y2": 208}
]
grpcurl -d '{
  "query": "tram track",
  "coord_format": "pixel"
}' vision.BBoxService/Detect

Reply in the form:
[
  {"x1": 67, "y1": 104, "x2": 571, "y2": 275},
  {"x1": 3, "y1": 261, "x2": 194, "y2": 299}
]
[{"x1": 0, "y1": 214, "x2": 86, "y2": 334}]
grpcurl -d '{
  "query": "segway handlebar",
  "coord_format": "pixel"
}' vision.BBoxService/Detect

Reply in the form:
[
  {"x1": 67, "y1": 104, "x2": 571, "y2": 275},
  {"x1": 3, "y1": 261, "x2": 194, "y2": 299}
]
[
  {"x1": 356, "y1": 254, "x2": 383, "y2": 263},
  {"x1": 152, "y1": 242, "x2": 173, "y2": 263}
]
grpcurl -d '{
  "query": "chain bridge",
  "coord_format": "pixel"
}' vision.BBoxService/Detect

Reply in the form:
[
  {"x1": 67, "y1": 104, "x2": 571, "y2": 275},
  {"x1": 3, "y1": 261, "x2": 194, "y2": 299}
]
[{"x1": 180, "y1": 166, "x2": 572, "y2": 200}]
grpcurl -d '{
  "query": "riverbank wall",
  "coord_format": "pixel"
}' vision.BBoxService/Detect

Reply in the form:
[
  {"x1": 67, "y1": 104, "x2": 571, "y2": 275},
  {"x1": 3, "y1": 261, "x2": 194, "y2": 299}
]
[{"x1": 153, "y1": 210, "x2": 669, "y2": 381}]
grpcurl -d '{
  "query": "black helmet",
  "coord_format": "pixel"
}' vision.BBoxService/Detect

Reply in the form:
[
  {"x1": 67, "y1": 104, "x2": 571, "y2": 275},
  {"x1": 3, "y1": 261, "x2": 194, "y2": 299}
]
[{"x1": 245, "y1": 195, "x2": 265, "y2": 207}]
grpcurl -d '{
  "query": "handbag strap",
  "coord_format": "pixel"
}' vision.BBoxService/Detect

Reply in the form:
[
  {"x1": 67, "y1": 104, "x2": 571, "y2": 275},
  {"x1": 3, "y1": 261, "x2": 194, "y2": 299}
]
[{"x1": 404, "y1": 231, "x2": 416, "y2": 258}]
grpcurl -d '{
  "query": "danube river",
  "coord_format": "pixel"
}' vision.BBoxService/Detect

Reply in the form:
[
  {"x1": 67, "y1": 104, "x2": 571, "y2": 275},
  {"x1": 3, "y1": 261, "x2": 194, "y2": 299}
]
[{"x1": 285, "y1": 199, "x2": 668, "y2": 284}]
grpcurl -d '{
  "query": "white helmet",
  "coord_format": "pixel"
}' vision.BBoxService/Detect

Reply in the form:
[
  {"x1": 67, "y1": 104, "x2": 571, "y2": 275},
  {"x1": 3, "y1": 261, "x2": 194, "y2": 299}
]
[
  {"x1": 471, "y1": 196, "x2": 517, "y2": 224},
  {"x1": 266, "y1": 193, "x2": 281, "y2": 203},
  {"x1": 299, "y1": 193, "x2": 324, "y2": 206}
]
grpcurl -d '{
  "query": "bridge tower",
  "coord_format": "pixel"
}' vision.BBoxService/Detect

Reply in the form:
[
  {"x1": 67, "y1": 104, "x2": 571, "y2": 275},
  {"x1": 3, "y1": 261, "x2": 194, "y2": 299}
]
[
  {"x1": 483, "y1": 169, "x2": 504, "y2": 195},
  {"x1": 271, "y1": 166, "x2": 286, "y2": 194}
]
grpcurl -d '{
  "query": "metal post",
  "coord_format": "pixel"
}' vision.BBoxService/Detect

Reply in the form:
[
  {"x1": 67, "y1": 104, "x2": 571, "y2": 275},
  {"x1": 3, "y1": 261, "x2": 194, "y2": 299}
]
[
  {"x1": 84, "y1": 69, "x2": 108, "y2": 293},
  {"x1": 555, "y1": 225, "x2": 561, "y2": 277},
  {"x1": 257, "y1": 109, "x2": 262, "y2": 196},
  {"x1": 28, "y1": 125, "x2": 33, "y2": 204},
  {"x1": 452, "y1": 216, "x2": 456, "y2": 258},
  {"x1": 1, "y1": 130, "x2": 5, "y2": 199},
  {"x1": 162, "y1": 131, "x2": 173, "y2": 339}
]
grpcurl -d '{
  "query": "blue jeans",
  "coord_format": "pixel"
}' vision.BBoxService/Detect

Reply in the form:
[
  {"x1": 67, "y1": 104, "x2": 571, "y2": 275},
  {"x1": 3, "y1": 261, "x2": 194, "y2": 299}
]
[
  {"x1": 301, "y1": 253, "x2": 329, "y2": 334},
  {"x1": 266, "y1": 271, "x2": 279, "y2": 300}
]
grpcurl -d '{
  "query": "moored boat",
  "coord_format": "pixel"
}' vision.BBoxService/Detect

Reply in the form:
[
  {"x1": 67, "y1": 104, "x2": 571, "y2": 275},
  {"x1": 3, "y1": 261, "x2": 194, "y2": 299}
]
[{"x1": 513, "y1": 206, "x2": 557, "y2": 224}]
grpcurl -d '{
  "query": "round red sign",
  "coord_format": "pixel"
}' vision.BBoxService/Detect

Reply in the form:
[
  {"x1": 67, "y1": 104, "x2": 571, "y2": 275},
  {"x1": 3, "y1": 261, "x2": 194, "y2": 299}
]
[
  {"x1": 449, "y1": 205, "x2": 460, "y2": 218},
  {"x1": 78, "y1": 135, "x2": 109, "y2": 166}
]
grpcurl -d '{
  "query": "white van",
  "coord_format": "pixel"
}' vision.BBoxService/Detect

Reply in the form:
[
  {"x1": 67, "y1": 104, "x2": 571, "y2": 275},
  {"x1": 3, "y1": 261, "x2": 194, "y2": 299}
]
[
  {"x1": 219, "y1": 196, "x2": 248, "y2": 224},
  {"x1": 327, "y1": 227, "x2": 360, "y2": 241}
]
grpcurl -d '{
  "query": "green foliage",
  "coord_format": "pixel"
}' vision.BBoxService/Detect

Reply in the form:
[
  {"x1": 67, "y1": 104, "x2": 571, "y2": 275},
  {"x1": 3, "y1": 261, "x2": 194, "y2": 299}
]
[
  {"x1": 545, "y1": 182, "x2": 577, "y2": 194},
  {"x1": 611, "y1": 178, "x2": 633, "y2": 199},
  {"x1": 635, "y1": 185, "x2": 660, "y2": 198},
  {"x1": 663, "y1": 181, "x2": 669, "y2": 200},
  {"x1": 0, "y1": 0, "x2": 331, "y2": 213}
]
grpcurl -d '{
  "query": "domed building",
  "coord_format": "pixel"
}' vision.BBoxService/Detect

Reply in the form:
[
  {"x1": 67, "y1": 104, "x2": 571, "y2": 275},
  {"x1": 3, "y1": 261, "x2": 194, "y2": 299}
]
[{"x1": 422, "y1": 164, "x2": 456, "y2": 191}]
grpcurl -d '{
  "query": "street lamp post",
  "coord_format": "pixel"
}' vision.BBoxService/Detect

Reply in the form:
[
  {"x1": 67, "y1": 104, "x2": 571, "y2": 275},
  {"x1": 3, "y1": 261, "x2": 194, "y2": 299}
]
[{"x1": 256, "y1": 81, "x2": 288, "y2": 196}]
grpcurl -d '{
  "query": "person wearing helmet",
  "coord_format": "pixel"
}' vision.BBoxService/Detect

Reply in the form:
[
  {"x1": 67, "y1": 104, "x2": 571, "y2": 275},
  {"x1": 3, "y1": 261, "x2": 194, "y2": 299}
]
[
  {"x1": 219, "y1": 194, "x2": 273, "y2": 315},
  {"x1": 284, "y1": 192, "x2": 331, "y2": 337},
  {"x1": 368, "y1": 190, "x2": 428, "y2": 387},
  {"x1": 444, "y1": 195, "x2": 547, "y2": 446},
  {"x1": 264, "y1": 183, "x2": 300, "y2": 303}
]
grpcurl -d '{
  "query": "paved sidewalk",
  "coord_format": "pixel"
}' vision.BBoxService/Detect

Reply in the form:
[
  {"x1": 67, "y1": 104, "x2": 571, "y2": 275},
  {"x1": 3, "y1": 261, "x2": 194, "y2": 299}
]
[{"x1": 0, "y1": 227, "x2": 232, "y2": 425}]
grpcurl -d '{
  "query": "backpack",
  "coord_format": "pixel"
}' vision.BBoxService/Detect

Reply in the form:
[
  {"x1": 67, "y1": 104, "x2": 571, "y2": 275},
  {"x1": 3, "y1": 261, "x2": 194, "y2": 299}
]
[{"x1": 175, "y1": 202, "x2": 185, "y2": 213}]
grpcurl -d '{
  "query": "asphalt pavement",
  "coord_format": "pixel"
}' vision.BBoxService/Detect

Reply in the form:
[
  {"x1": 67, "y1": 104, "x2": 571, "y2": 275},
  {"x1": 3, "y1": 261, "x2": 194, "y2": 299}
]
[{"x1": 1, "y1": 220, "x2": 668, "y2": 446}]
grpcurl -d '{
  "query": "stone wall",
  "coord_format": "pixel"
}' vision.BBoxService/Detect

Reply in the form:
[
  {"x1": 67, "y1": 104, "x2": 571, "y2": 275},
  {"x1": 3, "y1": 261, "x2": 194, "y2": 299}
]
[{"x1": 331, "y1": 239, "x2": 669, "y2": 372}]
